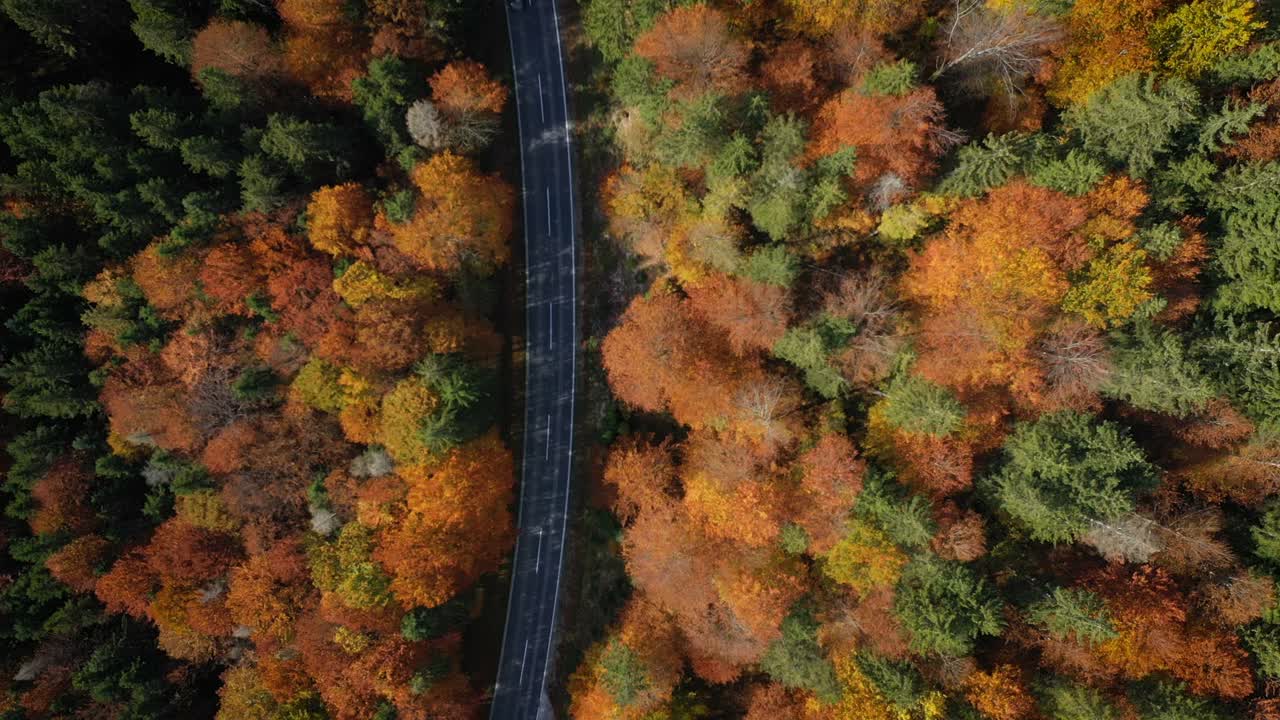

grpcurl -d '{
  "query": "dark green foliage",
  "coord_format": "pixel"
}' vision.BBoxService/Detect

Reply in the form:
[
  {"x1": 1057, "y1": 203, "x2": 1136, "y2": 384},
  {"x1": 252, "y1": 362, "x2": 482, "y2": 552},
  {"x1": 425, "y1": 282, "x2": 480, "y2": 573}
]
[
  {"x1": 353, "y1": 55, "x2": 427, "y2": 156},
  {"x1": 773, "y1": 315, "x2": 857, "y2": 399},
  {"x1": 1246, "y1": 621, "x2": 1280, "y2": 677},
  {"x1": 82, "y1": 275, "x2": 172, "y2": 350},
  {"x1": 1, "y1": 0, "x2": 122, "y2": 57},
  {"x1": 809, "y1": 146, "x2": 857, "y2": 220},
  {"x1": 747, "y1": 114, "x2": 809, "y2": 241},
  {"x1": 401, "y1": 597, "x2": 469, "y2": 641},
  {"x1": 583, "y1": 0, "x2": 676, "y2": 64},
  {"x1": 179, "y1": 134, "x2": 239, "y2": 179},
  {"x1": 0, "y1": 341, "x2": 99, "y2": 419},
  {"x1": 601, "y1": 640, "x2": 649, "y2": 706},
  {"x1": 72, "y1": 625, "x2": 171, "y2": 716},
  {"x1": 760, "y1": 607, "x2": 841, "y2": 704},
  {"x1": 3, "y1": 425, "x2": 72, "y2": 496},
  {"x1": 938, "y1": 132, "x2": 1037, "y2": 197},
  {"x1": 1038, "y1": 681, "x2": 1117, "y2": 720},
  {"x1": 893, "y1": 555, "x2": 1004, "y2": 656},
  {"x1": 1136, "y1": 222, "x2": 1183, "y2": 262},
  {"x1": 611, "y1": 55, "x2": 672, "y2": 125},
  {"x1": 414, "y1": 354, "x2": 497, "y2": 454},
  {"x1": 1252, "y1": 502, "x2": 1280, "y2": 565},
  {"x1": 1148, "y1": 154, "x2": 1217, "y2": 215},
  {"x1": 0, "y1": 82, "x2": 176, "y2": 253},
  {"x1": 1064, "y1": 73, "x2": 1199, "y2": 177},
  {"x1": 259, "y1": 114, "x2": 356, "y2": 182},
  {"x1": 656, "y1": 93, "x2": 728, "y2": 170},
  {"x1": 856, "y1": 653, "x2": 928, "y2": 711},
  {"x1": 198, "y1": 68, "x2": 255, "y2": 114},
  {"x1": 1128, "y1": 680, "x2": 1227, "y2": 720},
  {"x1": 0, "y1": 555, "x2": 72, "y2": 643},
  {"x1": 1026, "y1": 587, "x2": 1117, "y2": 645},
  {"x1": 1194, "y1": 317, "x2": 1280, "y2": 426},
  {"x1": 128, "y1": 0, "x2": 200, "y2": 65},
  {"x1": 130, "y1": 107, "x2": 190, "y2": 151},
  {"x1": 881, "y1": 375, "x2": 965, "y2": 437},
  {"x1": 1028, "y1": 150, "x2": 1106, "y2": 195},
  {"x1": 1210, "y1": 41, "x2": 1280, "y2": 85},
  {"x1": 238, "y1": 154, "x2": 289, "y2": 213},
  {"x1": 231, "y1": 366, "x2": 279, "y2": 403},
  {"x1": 1205, "y1": 161, "x2": 1280, "y2": 314},
  {"x1": 855, "y1": 469, "x2": 936, "y2": 550},
  {"x1": 382, "y1": 189, "x2": 416, "y2": 224},
  {"x1": 1104, "y1": 321, "x2": 1215, "y2": 417},
  {"x1": 1195, "y1": 100, "x2": 1266, "y2": 154},
  {"x1": 780, "y1": 523, "x2": 809, "y2": 555},
  {"x1": 861, "y1": 61, "x2": 918, "y2": 96},
  {"x1": 739, "y1": 244, "x2": 798, "y2": 287},
  {"x1": 987, "y1": 412, "x2": 1158, "y2": 544}
]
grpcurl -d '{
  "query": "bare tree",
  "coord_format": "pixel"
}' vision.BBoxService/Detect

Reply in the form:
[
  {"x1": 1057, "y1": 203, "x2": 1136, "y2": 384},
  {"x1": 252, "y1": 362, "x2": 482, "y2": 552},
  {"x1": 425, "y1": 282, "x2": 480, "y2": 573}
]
[
  {"x1": 1201, "y1": 572, "x2": 1275, "y2": 626},
  {"x1": 444, "y1": 108, "x2": 500, "y2": 153},
  {"x1": 1036, "y1": 321, "x2": 1113, "y2": 408},
  {"x1": 933, "y1": 0, "x2": 1062, "y2": 98},
  {"x1": 731, "y1": 377, "x2": 801, "y2": 454},
  {"x1": 405, "y1": 99, "x2": 446, "y2": 150},
  {"x1": 1083, "y1": 513, "x2": 1164, "y2": 564},
  {"x1": 1151, "y1": 507, "x2": 1236, "y2": 575},
  {"x1": 824, "y1": 272, "x2": 905, "y2": 387}
]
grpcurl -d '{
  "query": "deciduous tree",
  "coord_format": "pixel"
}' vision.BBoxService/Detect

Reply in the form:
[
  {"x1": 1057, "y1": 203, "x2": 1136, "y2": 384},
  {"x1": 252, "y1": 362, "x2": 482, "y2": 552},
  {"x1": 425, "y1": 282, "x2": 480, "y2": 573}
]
[
  {"x1": 390, "y1": 152, "x2": 513, "y2": 273},
  {"x1": 375, "y1": 434, "x2": 514, "y2": 608},
  {"x1": 633, "y1": 4, "x2": 748, "y2": 100},
  {"x1": 307, "y1": 184, "x2": 374, "y2": 257}
]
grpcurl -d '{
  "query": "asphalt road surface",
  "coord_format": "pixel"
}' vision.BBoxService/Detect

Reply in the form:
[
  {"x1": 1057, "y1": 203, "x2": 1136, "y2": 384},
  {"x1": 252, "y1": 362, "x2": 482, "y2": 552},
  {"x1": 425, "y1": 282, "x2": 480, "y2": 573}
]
[{"x1": 490, "y1": 0, "x2": 578, "y2": 718}]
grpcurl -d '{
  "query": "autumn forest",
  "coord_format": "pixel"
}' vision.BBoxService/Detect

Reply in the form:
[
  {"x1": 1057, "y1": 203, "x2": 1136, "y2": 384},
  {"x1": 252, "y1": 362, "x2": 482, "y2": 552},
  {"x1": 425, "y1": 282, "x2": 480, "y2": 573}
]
[{"x1": 1, "y1": 0, "x2": 1280, "y2": 719}]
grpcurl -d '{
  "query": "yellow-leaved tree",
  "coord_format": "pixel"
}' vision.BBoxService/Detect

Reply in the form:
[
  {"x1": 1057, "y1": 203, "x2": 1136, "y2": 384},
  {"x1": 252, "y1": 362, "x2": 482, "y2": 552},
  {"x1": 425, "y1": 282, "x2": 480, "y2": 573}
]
[
  {"x1": 390, "y1": 152, "x2": 514, "y2": 273},
  {"x1": 1150, "y1": 0, "x2": 1264, "y2": 78}
]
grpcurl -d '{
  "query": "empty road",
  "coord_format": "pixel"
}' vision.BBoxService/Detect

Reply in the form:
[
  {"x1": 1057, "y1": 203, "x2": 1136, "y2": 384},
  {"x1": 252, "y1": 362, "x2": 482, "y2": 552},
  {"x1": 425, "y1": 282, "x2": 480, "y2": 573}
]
[{"x1": 490, "y1": 0, "x2": 578, "y2": 718}]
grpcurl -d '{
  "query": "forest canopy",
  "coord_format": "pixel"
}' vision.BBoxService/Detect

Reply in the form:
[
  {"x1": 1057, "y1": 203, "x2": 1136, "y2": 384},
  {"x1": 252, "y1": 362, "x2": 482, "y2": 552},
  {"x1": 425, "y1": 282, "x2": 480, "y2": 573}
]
[
  {"x1": 572, "y1": 0, "x2": 1280, "y2": 718},
  {"x1": 0, "y1": 1, "x2": 516, "y2": 718}
]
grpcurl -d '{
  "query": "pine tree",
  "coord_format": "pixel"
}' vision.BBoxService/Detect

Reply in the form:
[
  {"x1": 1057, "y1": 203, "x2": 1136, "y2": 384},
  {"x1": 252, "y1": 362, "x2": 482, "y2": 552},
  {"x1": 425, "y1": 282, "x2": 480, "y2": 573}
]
[
  {"x1": 893, "y1": 555, "x2": 1004, "y2": 656},
  {"x1": 988, "y1": 412, "x2": 1157, "y2": 544},
  {"x1": 1064, "y1": 74, "x2": 1200, "y2": 177},
  {"x1": 1026, "y1": 587, "x2": 1117, "y2": 645}
]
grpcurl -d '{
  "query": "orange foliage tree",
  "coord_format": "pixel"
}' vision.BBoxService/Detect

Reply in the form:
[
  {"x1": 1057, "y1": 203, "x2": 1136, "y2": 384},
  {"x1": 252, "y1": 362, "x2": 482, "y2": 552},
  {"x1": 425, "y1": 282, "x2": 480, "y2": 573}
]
[
  {"x1": 808, "y1": 85, "x2": 949, "y2": 204},
  {"x1": 45, "y1": 535, "x2": 111, "y2": 593},
  {"x1": 95, "y1": 550, "x2": 159, "y2": 619},
  {"x1": 375, "y1": 434, "x2": 514, "y2": 608},
  {"x1": 1048, "y1": 0, "x2": 1166, "y2": 106},
  {"x1": 227, "y1": 538, "x2": 315, "y2": 644},
  {"x1": 793, "y1": 433, "x2": 865, "y2": 553},
  {"x1": 191, "y1": 19, "x2": 284, "y2": 84},
  {"x1": 685, "y1": 273, "x2": 790, "y2": 355},
  {"x1": 633, "y1": 4, "x2": 749, "y2": 100},
  {"x1": 200, "y1": 243, "x2": 262, "y2": 316},
  {"x1": 781, "y1": 0, "x2": 924, "y2": 36},
  {"x1": 307, "y1": 184, "x2": 374, "y2": 257},
  {"x1": 963, "y1": 664, "x2": 1035, "y2": 720},
  {"x1": 278, "y1": 0, "x2": 368, "y2": 100},
  {"x1": 29, "y1": 457, "x2": 95, "y2": 536},
  {"x1": 568, "y1": 598, "x2": 684, "y2": 720},
  {"x1": 145, "y1": 517, "x2": 244, "y2": 586},
  {"x1": 430, "y1": 60, "x2": 508, "y2": 116},
  {"x1": 602, "y1": 291, "x2": 759, "y2": 429},
  {"x1": 389, "y1": 152, "x2": 514, "y2": 274},
  {"x1": 902, "y1": 179, "x2": 1147, "y2": 408}
]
